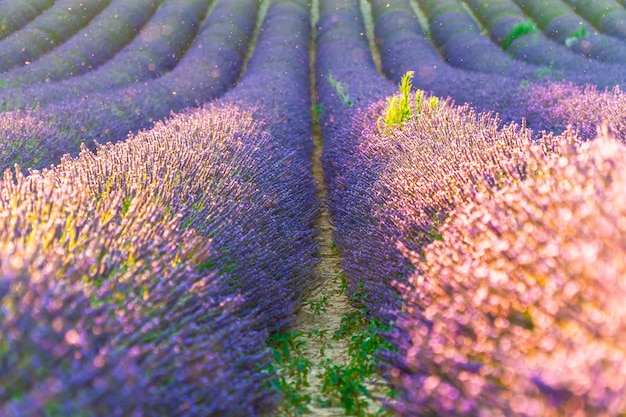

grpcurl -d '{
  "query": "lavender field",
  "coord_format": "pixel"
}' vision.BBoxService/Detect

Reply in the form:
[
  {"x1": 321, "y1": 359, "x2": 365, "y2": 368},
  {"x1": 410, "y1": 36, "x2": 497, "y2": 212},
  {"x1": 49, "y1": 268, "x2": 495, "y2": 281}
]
[{"x1": 0, "y1": 0, "x2": 625, "y2": 416}]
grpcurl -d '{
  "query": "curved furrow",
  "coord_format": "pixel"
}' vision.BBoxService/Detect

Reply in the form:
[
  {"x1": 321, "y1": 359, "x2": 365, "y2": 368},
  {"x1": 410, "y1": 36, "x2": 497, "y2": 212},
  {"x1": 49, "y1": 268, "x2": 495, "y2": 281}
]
[
  {"x1": 0, "y1": 0, "x2": 259, "y2": 172},
  {"x1": 0, "y1": 0, "x2": 163, "y2": 87},
  {"x1": 0, "y1": 0, "x2": 211, "y2": 111},
  {"x1": 0, "y1": 0, "x2": 53, "y2": 41},
  {"x1": 0, "y1": 0, "x2": 112, "y2": 73}
]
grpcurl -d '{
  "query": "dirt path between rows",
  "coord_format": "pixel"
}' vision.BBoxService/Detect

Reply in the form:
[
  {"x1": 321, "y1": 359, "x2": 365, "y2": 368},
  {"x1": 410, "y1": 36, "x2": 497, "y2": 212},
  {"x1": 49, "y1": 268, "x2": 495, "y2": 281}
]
[
  {"x1": 271, "y1": 2, "x2": 390, "y2": 414},
  {"x1": 279, "y1": 126, "x2": 387, "y2": 416}
]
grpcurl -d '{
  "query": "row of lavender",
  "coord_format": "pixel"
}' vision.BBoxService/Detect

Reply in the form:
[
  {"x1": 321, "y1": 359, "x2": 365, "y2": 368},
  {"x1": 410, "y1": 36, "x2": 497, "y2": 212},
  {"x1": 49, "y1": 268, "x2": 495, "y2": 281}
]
[
  {"x1": 370, "y1": 0, "x2": 626, "y2": 131},
  {"x1": 318, "y1": 0, "x2": 626, "y2": 415},
  {"x1": 0, "y1": 0, "x2": 258, "y2": 172},
  {"x1": 0, "y1": 0, "x2": 319, "y2": 415}
]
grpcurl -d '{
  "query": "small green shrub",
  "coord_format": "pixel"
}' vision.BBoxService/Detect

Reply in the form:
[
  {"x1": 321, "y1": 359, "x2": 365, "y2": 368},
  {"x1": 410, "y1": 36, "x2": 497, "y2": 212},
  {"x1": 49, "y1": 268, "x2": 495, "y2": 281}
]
[
  {"x1": 565, "y1": 25, "x2": 588, "y2": 47},
  {"x1": 377, "y1": 71, "x2": 439, "y2": 136},
  {"x1": 500, "y1": 19, "x2": 538, "y2": 50},
  {"x1": 381, "y1": 71, "x2": 414, "y2": 128}
]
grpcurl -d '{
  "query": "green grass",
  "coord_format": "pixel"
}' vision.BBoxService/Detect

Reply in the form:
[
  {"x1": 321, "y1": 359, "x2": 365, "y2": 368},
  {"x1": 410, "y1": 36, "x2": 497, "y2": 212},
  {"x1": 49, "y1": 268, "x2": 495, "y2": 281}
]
[
  {"x1": 327, "y1": 72, "x2": 354, "y2": 106},
  {"x1": 268, "y1": 274, "x2": 396, "y2": 416}
]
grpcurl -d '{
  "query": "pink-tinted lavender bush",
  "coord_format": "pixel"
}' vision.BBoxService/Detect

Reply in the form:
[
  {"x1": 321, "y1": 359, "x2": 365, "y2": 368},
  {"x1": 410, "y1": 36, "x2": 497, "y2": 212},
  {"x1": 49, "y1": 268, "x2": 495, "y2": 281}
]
[
  {"x1": 392, "y1": 128, "x2": 626, "y2": 416},
  {"x1": 525, "y1": 81, "x2": 626, "y2": 140}
]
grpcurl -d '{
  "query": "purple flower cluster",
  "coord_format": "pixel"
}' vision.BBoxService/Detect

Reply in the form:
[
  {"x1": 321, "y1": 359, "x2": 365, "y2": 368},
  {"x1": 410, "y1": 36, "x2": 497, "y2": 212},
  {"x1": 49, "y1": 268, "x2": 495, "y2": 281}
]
[
  {"x1": 392, "y1": 128, "x2": 626, "y2": 416},
  {"x1": 0, "y1": 0, "x2": 260, "y2": 172},
  {"x1": 524, "y1": 81, "x2": 626, "y2": 140}
]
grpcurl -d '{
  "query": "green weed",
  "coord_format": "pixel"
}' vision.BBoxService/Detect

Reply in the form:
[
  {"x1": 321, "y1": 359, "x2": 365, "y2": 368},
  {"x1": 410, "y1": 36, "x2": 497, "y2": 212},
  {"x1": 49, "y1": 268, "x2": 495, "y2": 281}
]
[
  {"x1": 381, "y1": 71, "x2": 414, "y2": 129},
  {"x1": 327, "y1": 73, "x2": 354, "y2": 106},
  {"x1": 565, "y1": 25, "x2": 588, "y2": 47},
  {"x1": 501, "y1": 20, "x2": 538, "y2": 50},
  {"x1": 266, "y1": 331, "x2": 312, "y2": 416},
  {"x1": 309, "y1": 294, "x2": 329, "y2": 315}
]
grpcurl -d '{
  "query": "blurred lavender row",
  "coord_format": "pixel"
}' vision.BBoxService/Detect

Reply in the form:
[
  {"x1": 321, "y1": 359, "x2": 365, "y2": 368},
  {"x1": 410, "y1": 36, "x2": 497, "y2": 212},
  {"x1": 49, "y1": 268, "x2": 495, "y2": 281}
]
[
  {"x1": 414, "y1": 0, "x2": 538, "y2": 76},
  {"x1": 0, "y1": 0, "x2": 209, "y2": 109},
  {"x1": 515, "y1": 0, "x2": 626, "y2": 62},
  {"x1": 0, "y1": 0, "x2": 111, "y2": 72},
  {"x1": 1, "y1": 0, "x2": 319, "y2": 414},
  {"x1": 0, "y1": 0, "x2": 260, "y2": 172},
  {"x1": 0, "y1": 0, "x2": 163, "y2": 87},
  {"x1": 0, "y1": 0, "x2": 54, "y2": 41}
]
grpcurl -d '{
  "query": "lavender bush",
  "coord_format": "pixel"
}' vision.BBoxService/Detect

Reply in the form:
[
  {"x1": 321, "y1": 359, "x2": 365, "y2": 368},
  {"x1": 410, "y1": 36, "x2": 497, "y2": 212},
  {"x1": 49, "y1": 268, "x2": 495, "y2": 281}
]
[
  {"x1": 0, "y1": 101, "x2": 311, "y2": 416},
  {"x1": 317, "y1": 0, "x2": 404, "y2": 319},
  {"x1": 392, "y1": 128, "x2": 626, "y2": 416}
]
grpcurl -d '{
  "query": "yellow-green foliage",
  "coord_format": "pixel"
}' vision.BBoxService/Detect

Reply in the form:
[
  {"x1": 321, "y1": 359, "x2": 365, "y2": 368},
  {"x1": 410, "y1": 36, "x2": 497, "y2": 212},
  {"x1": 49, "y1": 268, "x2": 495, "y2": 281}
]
[
  {"x1": 378, "y1": 71, "x2": 440, "y2": 136},
  {"x1": 383, "y1": 71, "x2": 414, "y2": 127}
]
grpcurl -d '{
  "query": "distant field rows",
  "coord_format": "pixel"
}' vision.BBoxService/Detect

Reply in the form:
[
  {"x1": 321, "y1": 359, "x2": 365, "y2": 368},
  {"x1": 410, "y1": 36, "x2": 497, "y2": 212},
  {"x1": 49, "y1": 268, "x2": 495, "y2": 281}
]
[{"x1": 0, "y1": 0, "x2": 625, "y2": 415}]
